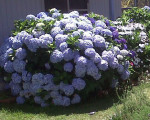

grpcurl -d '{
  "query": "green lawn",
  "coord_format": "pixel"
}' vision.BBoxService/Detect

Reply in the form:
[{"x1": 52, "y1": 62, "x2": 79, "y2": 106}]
[{"x1": 0, "y1": 82, "x2": 150, "y2": 120}]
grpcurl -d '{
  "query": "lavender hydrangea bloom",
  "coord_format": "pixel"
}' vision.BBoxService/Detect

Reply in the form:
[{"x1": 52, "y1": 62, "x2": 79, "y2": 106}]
[
  {"x1": 22, "y1": 71, "x2": 32, "y2": 82},
  {"x1": 72, "y1": 78, "x2": 86, "y2": 91},
  {"x1": 25, "y1": 38, "x2": 39, "y2": 52},
  {"x1": 15, "y1": 48, "x2": 27, "y2": 60},
  {"x1": 59, "y1": 42, "x2": 68, "y2": 51},
  {"x1": 117, "y1": 64, "x2": 124, "y2": 74},
  {"x1": 50, "y1": 50, "x2": 63, "y2": 63},
  {"x1": 76, "y1": 56, "x2": 87, "y2": 66},
  {"x1": 13, "y1": 59, "x2": 26, "y2": 73},
  {"x1": 93, "y1": 27, "x2": 103, "y2": 34},
  {"x1": 82, "y1": 32, "x2": 93, "y2": 40},
  {"x1": 37, "y1": 12, "x2": 47, "y2": 19},
  {"x1": 121, "y1": 70, "x2": 130, "y2": 80},
  {"x1": 71, "y1": 94, "x2": 81, "y2": 104},
  {"x1": 0, "y1": 53, "x2": 9, "y2": 67},
  {"x1": 95, "y1": 20, "x2": 106, "y2": 28},
  {"x1": 16, "y1": 96, "x2": 25, "y2": 104},
  {"x1": 51, "y1": 27, "x2": 62, "y2": 37},
  {"x1": 120, "y1": 50, "x2": 129, "y2": 56},
  {"x1": 62, "y1": 96, "x2": 71, "y2": 106},
  {"x1": 78, "y1": 21, "x2": 93, "y2": 31},
  {"x1": 23, "y1": 82, "x2": 31, "y2": 90},
  {"x1": 72, "y1": 31, "x2": 80, "y2": 37},
  {"x1": 12, "y1": 38, "x2": 22, "y2": 49},
  {"x1": 85, "y1": 48, "x2": 96, "y2": 58},
  {"x1": 39, "y1": 34, "x2": 53, "y2": 44},
  {"x1": 9, "y1": 82, "x2": 22, "y2": 95},
  {"x1": 32, "y1": 73, "x2": 44, "y2": 85},
  {"x1": 82, "y1": 40, "x2": 93, "y2": 49},
  {"x1": 93, "y1": 35, "x2": 106, "y2": 48},
  {"x1": 69, "y1": 11, "x2": 79, "y2": 18},
  {"x1": 87, "y1": 60, "x2": 99, "y2": 79},
  {"x1": 34, "y1": 96, "x2": 44, "y2": 104},
  {"x1": 75, "y1": 64, "x2": 86, "y2": 77},
  {"x1": 62, "y1": 85, "x2": 74, "y2": 96},
  {"x1": 50, "y1": 90, "x2": 60, "y2": 98},
  {"x1": 32, "y1": 29, "x2": 45, "y2": 38},
  {"x1": 102, "y1": 51, "x2": 114, "y2": 62},
  {"x1": 26, "y1": 14, "x2": 36, "y2": 20},
  {"x1": 64, "y1": 62, "x2": 73, "y2": 72},
  {"x1": 102, "y1": 29, "x2": 112, "y2": 36},
  {"x1": 12, "y1": 73, "x2": 22, "y2": 84},
  {"x1": 92, "y1": 53, "x2": 102, "y2": 63},
  {"x1": 98, "y1": 60, "x2": 108, "y2": 71},
  {"x1": 109, "y1": 58, "x2": 119, "y2": 69},
  {"x1": 53, "y1": 96, "x2": 63, "y2": 106},
  {"x1": 4, "y1": 61, "x2": 14, "y2": 73},
  {"x1": 65, "y1": 23, "x2": 77, "y2": 31},
  {"x1": 43, "y1": 74, "x2": 53, "y2": 84},
  {"x1": 63, "y1": 48, "x2": 74, "y2": 61},
  {"x1": 55, "y1": 34, "x2": 68, "y2": 47},
  {"x1": 52, "y1": 12, "x2": 61, "y2": 18},
  {"x1": 45, "y1": 63, "x2": 51, "y2": 70}
]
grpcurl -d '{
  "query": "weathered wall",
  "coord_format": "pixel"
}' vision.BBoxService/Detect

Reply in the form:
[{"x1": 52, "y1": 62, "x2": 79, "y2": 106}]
[{"x1": 0, "y1": 0, "x2": 45, "y2": 44}]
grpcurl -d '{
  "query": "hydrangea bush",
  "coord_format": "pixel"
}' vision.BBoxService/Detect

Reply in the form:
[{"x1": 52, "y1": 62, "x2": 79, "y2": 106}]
[{"x1": 0, "y1": 8, "x2": 131, "y2": 107}]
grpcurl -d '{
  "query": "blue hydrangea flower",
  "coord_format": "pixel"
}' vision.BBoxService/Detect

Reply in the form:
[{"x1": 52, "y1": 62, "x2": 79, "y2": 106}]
[
  {"x1": 117, "y1": 64, "x2": 124, "y2": 74},
  {"x1": 98, "y1": 60, "x2": 108, "y2": 71},
  {"x1": 9, "y1": 82, "x2": 22, "y2": 95},
  {"x1": 109, "y1": 58, "x2": 119, "y2": 69},
  {"x1": 93, "y1": 27, "x2": 103, "y2": 34},
  {"x1": 72, "y1": 78, "x2": 86, "y2": 91},
  {"x1": 0, "y1": 53, "x2": 9, "y2": 67},
  {"x1": 76, "y1": 56, "x2": 87, "y2": 66},
  {"x1": 25, "y1": 38, "x2": 39, "y2": 52},
  {"x1": 34, "y1": 96, "x2": 44, "y2": 104},
  {"x1": 26, "y1": 14, "x2": 36, "y2": 20},
  {"x1": 50, "y1": 50, "x2": 64, "y2": 63},
  {"x1": 75, "y1": 64, "x2": 86, "y2": 77},
  {"x1": 62, "y1": 85, "x2": 74, "y2": 96},
  {"x1": 65, "y1": 23, "x2": 77, "y2": 31},
  {"x1": 13, "y1": 59, "x2": 26, "y2": 73},
  {"x1": 51, "y1": 27, "x2": 63, "y2": 37},
  {"x1": 102, "y1": 51, "x2": 114, "y2": 62},
  {"x1": 72, "y1": 31, "x2": 80, "y2": 37},
  {"x1": 12, "y1": 38, "x2": 23, "y2": 49},
  {"x1": 95, "y1": 20, "x2": 106, "y2": 28},
  {"x1": 102, "y1": 29, "x2": 112, "y2": 36},
  {"x1": 63, "y1": 48, "x2": 74, "y2": 61},
  {"x1": 64, "y1": 62, "x2": 73, "y2": 72},
  {"x1": 15, "y1": 48, "x2": 27, "y2": 60},
  {"x1": 32, "y1": 73, "x2": 44, "y2": 85},
  {"x1": 91, "y1": 53, "x2": 102, "y2": 63},
  {"x1": 59, "y1": 42, "x2": 68, "y2": 51},
  {"x1": 45, "y1": 63, "x2": 51, "y2": 70},
  {"x1": 69, "y1": 11, "x2": 79, "y2": 18},
  {"x1": 82, "y1": 40, "x2": 93, "y2": 49},
  {"x1": 39, "y1": 34, "x2": 53, "y2": 44},
  {"x1": 85, "y1": 48, "x2": 96, "y2": 58},
  {"x1": 71, "y1": 94, "x2": 81, "y2": 104},
  {"x1": 23, "y1": 82, "x2": 31, "y2": 90},
  {"x1": 87, "y1": 60, "x2": 99, "y2": 79},
  {"x1": 4, "y1": 61, "x2": 14, "y2": 73},
  {"x1": 121, "y1": 70, "x2": 130, "y2": 80},
  {"x1": 50, "y1": 90, "x2": 60, "y2": 98},
  {"x1": 37, "y1": 12, "x2": 47, "y2": 19},
  {"x1": 55, "y1": 34, "x2": 68, "y2": 47},
  {"x1": 82, "y1": 32, "x2": 93, "y2": 40},
  {"x1": 53, "y1": 95, "x2": 63, "y2": 106},
  {"x1": 12, "y1": 73, "x2": 22, "y2": 84},
  {"x1": 52, "y1": 12, "x2": 61, "y2": 18},
  {"x1": 78, "y1": 21, "x2": 93, "y2": 31},
  {"x1": 16, "y1": 96, "x2": 25, "y2": 104},
  {"x1": 93, "y1": 35, "x2": 106, "y2": 48},
  {"x1": 32, "y1": 29, "x2": 45, "y2": 38},
  {"x1": 43, "y1": 74, "x2": 53, "y2": 84},
  {"x1": 62, "y1": 96, "x2": 70, "y2": 106},
  {"x1": 22, "y1": 71, "x2": 32, "y2": 82}
]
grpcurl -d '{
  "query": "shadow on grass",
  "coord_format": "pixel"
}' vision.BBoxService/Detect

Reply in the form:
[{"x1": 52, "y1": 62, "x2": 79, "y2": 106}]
[{"x1": 0, "y1": 95, "x2": 119, "y2": 116}]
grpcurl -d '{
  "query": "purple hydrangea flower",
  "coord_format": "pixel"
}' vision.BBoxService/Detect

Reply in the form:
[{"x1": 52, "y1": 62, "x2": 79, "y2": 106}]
[
  {"x1": 82, "y1": 32, "x2": 93, "y2": 40},
  {"x1": 117, "y1": 64, "x2": 124, "y2": 74},
  {"x1": 43, "y1": 74, "x2": 53, "y2": 84},
  {"x1": 102, "y1": 29, "x2": 112, "y2": 36},
  {"x1": 12, "y1": 73, "x2": 22, "y2": 84},
  {"x1": 85, "y1": 48, "x2": 96, "y2": 58},
  {"x1": 34, "y1": 96, "x2": 44, "y2": 104},
  {"x1": 59, "y1": 42, "x2": 68, "y2": 51},
  {"x1": 72, "y1": 78, "x2": 86, "y2": 91},
  {"x1": 32, "y1": 73, "x2": 44, "y2": 85},
  {"x1": 51, "y1": 27, "x2": 63, "y2": 37},
  {"x1": 4, "y1": 61, "x2": 14, "y2": 73},
  {"x1": 71, "y1": 94, "x2": 81, "y2": 104},
  {"x1": 93, "y1": 27, "x2": 103, "y2": 35},
  {"x1": 64, "y1": 62, "x2": 73, "y2": 72},
  {"x1": 95, "y1": 20, "x2": 106, "y2": 28},
  {"x1": 13, "y1": 59, "x2": 26, "y2": 73},
  {"x1": 37, "y1": 12, "x2": 47, "y2": 19},
  {"x1": 76, "y1": 56, "x2": 87, "y2": 66},
  {"x1": 15, "y1": 48, "x2": 27, "y2": 60},
  {"x1": 112, "y1": 31, "x2": 119, "y2": 39},
  {"x1": 63, "y1": 48, "x2": 74, "y2": 61},
  {"x1": 98, "y1": 60, "x2": 108, "y2": 71},
  {"x1": 62, "y1": 85, "x2": 74, "y2": 96},
  {"x1": 50, "y1": 50, "x2": 64, "y2": 63},
  {"x1": 52, "y1": 12, "x2": 61, "y2": 19},
  {"x1": 121, "y1": 70, "x2": 130, "y2": 80},
  {"x1": 75, "y1": 64, "x2": 86, "y2": 77},
  {"x1": 65, "y1": 23, "x2": 77, "y2": 31},
  {"x1": 55, "y1": 34, "x2": 68, "y2": 47},
  {"x1": 92, "y1": 53, "x2": 102, "y2": 63},
  {"x1": 93, "y1": 35, "x2": 106, "y2": 48},
  {"x1": 22, "y1": 71, "x2": 32, "y2": 82},
  {"x1": 16, "y1": 96, "x2": 25, "y2": 104},
  {"x1": 26, "y1": 14, "x2": 36, "y2": 20}
]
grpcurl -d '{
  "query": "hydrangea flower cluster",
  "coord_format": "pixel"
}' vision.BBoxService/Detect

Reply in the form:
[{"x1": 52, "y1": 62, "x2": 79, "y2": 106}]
[{"x1": 0, "y1": 8, "x2": 131, "y2": 107}]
